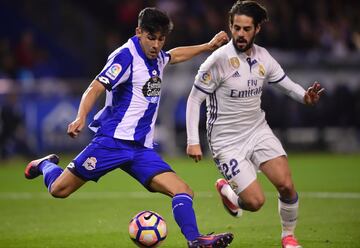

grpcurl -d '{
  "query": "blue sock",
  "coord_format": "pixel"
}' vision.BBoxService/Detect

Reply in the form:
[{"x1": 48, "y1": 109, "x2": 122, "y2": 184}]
[
  {"x1": 172, "y1": 193, "x2": 200, "y2": 241},
  {"x1": 39, "y1": 160, "x2": 63, "y2": 191}
]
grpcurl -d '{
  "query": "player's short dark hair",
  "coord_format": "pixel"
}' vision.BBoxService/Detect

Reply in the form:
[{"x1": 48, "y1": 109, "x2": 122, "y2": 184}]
[
  {"x1": 138, "y1": 7, "x2": 173, "y2": 36},
  {"x1": 229, "y1": 1, "x2": 268, "y2": 27}
]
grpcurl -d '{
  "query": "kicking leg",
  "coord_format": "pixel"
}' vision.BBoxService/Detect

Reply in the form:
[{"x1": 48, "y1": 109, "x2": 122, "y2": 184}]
[{"x1": 150, "y1": 172, "x2": 233, "y2": 247}]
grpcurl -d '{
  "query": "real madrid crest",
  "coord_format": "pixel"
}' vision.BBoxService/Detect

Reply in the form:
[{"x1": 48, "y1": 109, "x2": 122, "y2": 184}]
[
  {"x1": 229, "y1": 57, "x2": 240, "y2": 69},
  {"x1": 258, "y1": 64, "x2": 265, "y2": 77}
]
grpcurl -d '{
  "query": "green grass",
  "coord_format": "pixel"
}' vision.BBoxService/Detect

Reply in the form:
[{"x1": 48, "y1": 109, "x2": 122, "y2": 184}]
[{"x1": 0, "y1": 153, "x2": 360, "y2": 247}]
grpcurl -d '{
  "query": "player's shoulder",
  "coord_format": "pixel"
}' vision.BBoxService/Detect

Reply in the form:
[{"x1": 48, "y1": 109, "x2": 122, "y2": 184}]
[
  {"x1": 253, "y1": 44, "x2": 274, "y2": 60},
  {"x1": 107, "y1": 40, "x2": 134, "y2": 65},
  {"x1": 201, "y1": 42, "x2": 234, "y2": 69}
]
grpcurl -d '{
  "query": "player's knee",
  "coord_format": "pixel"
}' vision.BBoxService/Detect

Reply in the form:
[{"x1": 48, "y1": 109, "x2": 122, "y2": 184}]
[
  {"x1": 49, "y1": 185, "x2": 71, "y2": 199},
  {"x1": 174, "y1": 183, "x2": 194, "y2": 198},
  {"x1": 277, "y1": 180, "x2": 295, "y2": 197},
  {"x1": 244, "y1": 196, "x2": 265, "y2": 212}
]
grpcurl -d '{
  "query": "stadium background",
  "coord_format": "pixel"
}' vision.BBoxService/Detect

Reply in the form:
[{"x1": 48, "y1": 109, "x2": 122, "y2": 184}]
[
  {"x1": 1, "y1": 0, "x2": 360, "y2": 158},
  {"x1": 0, "y1": 1, "x2": 360, "y2": 248}
]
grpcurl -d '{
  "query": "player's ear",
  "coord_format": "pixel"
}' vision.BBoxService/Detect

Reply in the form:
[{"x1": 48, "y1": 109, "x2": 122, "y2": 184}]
[
  {"x1": 255, "y1": 24, "x2": 261, "y2": 35},
  {"x1": 135, "y1": 27, "x2": 142, "y2": 37}
]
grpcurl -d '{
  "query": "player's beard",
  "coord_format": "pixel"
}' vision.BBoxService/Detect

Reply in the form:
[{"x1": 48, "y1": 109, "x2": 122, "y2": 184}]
[{"x1": 232, "y1": 34, "x2": 256, "y2": 53}]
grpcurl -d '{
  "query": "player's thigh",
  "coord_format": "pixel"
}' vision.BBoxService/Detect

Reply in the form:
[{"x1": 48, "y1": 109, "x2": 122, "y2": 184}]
[
  {"x1": 215, "y1": 152, "x2": 259, "y2": 195},
  {"x1": 126, "y1": 148, "x2": 176, "y2": 194},
  {"x1": 50, "y1": 168, "x2": 86, "y2": 196},
  {"x1": 149, "y1": 172, "x2": 193, "y2": 197},
  {"x1": 70, "y1": 137, "x2": 133, "y2": 182},
  {"x1": 260, "y1": 155, "x2": 296, "y2": 195}
]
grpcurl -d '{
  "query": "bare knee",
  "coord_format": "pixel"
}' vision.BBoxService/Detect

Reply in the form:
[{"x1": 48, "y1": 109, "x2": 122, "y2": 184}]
[
  {"x1": 175, "y1": 183, "x2": 194, "y2": 198},
  {"x1": 242, "y1": 196, "x2": 265, "y2": 212},
  {"x1": 49, "y1": 185, "x2": 71, "y2": 199},
  {"x1": 277, "y1": 180, "x2": 296, "y2": 199}
]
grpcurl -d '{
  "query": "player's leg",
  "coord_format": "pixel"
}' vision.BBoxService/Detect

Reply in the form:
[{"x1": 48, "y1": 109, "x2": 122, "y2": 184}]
[
  {"x1": 260, "y1": 155, "x2": 301, "y2": 247},
  {"x1": 150, "y1": 172, "x2": 233, "y2": 248},
  {"x1": 215, "y1": 155, "x2": 265, "y2": 214},
  {"x1": 130, "y1": 148, "x2": 233, "y2": 247},
  {"x1": 25, "y1": 154, "x2": 86, "y2": 198}
]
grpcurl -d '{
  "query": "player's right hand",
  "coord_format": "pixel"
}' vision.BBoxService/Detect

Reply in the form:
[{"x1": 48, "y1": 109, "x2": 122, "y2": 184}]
[
  {"x1": 186, "y1": 144, "x2": 203, "y2": 163},
  {"x1": 67, "y1": 117, "x2": 85, "y2": 138}
]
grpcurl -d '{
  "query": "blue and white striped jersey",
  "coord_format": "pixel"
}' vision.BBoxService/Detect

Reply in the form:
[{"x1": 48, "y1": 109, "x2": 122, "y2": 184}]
[{"x1": 89, "y1": 36, "x2": 171, "y2": 148}]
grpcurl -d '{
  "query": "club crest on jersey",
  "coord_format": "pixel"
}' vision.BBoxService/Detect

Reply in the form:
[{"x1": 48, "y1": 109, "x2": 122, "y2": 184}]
[
  {"x1": 82, "y1": 157, "x2": 97, "y2": 171},
  {"x1": 105, "y1": 63, "x2": 122, "y2": 80},
  {"x1": 142, "y1": 76, "x2": 161, "y2": 103},
  {"x1": 258, "y1": 64, "x2": 265, "y2": 77},
  {"x1": 200, "y1": 72, "x2": 211, "y2": 84},
  {"x1": 229, "y1": 57, "x2": 240, "y2": 69}
]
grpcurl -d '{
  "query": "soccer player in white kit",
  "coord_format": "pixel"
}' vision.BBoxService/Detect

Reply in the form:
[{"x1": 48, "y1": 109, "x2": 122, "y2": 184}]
[{"x1": 186, "y1": 1, "x2": 324, "y2": 248}]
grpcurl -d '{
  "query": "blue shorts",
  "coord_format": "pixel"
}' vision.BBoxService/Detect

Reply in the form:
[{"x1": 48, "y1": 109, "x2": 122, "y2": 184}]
[{"x1": 67, "y1": 135, "x2": 174, "y2": 191}]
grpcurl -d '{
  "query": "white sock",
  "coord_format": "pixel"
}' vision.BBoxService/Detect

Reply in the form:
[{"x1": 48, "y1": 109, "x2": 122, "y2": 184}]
[
  {"x1": 278, "y1": 197, "x2": 299, "y2": 238},
  {"x1": 221, "y1": 183, "x2": 240, "y2": 208}
]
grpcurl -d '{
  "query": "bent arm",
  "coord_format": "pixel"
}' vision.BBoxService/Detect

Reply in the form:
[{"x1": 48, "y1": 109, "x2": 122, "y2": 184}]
[
  {"x1": 67, "y1": 80, "x2": 105, "y2": 138},
  {"x1": 169, "y1": 31, "x2": 228, "y2": 64}
]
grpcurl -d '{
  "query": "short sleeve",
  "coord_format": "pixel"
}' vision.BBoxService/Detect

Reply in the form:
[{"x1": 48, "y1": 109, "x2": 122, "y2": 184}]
[{"x1": 95, "y1": 48, "x2": 133, "y2": 91}]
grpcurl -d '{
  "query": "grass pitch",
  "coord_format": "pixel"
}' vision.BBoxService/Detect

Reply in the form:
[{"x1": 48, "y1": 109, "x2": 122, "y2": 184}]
[{"x1": 0, "y1": 153, "x2": 359, "y2": 248}]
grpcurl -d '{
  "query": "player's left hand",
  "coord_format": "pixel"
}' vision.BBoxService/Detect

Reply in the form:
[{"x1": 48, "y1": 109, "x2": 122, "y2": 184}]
[
  {"x1": 207, "y1": 31, "x2": 229, "y2": 51},
  {"x1": 304, "y1": 81, "x2": 324, "y2": 105}
]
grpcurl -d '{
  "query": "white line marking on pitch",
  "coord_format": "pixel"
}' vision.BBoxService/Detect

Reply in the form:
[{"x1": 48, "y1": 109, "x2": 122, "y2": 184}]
[{"x1": 0, "y1": 192, "x2": 360, "y2": 200}]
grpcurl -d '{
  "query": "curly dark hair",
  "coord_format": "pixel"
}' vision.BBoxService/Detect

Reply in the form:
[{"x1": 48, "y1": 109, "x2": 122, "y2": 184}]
[{"x1": 229, "y1": 1, "x2": 268, "y2": 27}]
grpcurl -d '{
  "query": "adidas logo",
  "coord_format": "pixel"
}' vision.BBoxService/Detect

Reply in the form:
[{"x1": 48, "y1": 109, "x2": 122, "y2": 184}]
[{"x1": 232, "y1": 71, "x2": 241, "y2": 77}]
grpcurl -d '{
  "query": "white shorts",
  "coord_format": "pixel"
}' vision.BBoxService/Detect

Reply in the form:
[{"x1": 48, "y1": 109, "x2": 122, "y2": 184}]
[{"x1": 214, "y1": 129, "x2": 286, "y2": 194}]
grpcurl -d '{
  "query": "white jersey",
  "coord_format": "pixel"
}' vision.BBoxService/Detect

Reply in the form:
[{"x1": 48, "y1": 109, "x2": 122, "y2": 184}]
[
  {"x1": 90, "y1": 36, "x2": 171, "y2": 148},
  {"x1": 193, "y1": 41, "x2": 288, "y2": 155}
]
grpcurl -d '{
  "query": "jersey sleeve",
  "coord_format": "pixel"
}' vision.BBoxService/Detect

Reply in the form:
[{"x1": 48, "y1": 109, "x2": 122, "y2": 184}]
[
  {"x1": 266, "y1": 52, "x2": 286, "y2": 84},
  {"x1": 160, "y1": 50, "x2": 171, "y2": 67},
  {"x1": 95, "y1": 48, "x2": 133, "y2": 91},
  {"x1": 193, "y1": 53, "x2": 225, "y2": 94}
]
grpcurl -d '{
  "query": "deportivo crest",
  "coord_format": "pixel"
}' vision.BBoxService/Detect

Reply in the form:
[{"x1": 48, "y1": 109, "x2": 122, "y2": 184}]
[
  {"x1": 258, "y1": 64, "x2": 265, "y2": 77},
  {"x1": 229, "y1": 57, "x2": 240, "y2": 69},
  {"x1": 105, "y1": 63, "x2": 122, "y2": 80},
  {"x1": 142, "y1": 76, "x2": 162, "y2": 103},
  {"x1": 82, "y1": 157, "x2": 97, "y2": 171},
  {"x1": 200, "y1": 72, "x2": 211, "y2": 84}
]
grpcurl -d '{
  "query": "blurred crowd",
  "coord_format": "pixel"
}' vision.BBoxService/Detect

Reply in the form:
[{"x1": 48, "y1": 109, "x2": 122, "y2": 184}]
[
  {"x1": 0, "y1": 0, "x2": 359, "y2": 79},
  {"x1": 1, "y1": 0, "x2": 360, "y2": 158}
]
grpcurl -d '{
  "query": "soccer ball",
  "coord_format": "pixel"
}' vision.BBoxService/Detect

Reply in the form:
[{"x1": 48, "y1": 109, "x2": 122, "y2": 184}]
[{"x1": 128, "y1": 210, "x2": 167, "y2": 247}]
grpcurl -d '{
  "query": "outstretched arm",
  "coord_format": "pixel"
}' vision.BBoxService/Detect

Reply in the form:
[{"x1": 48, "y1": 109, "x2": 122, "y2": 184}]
[
  {"x1": 186, "y1": 87, "x2": 207, "y2": 162},
  {"x1": 168, "y1": 31, "x2": 229, "y2": 64},
  {"x1": 67, "y1": 80, "x2": 105, "y2": 138},
  {"x1": 273, "y1": 78, "x2": 324, "y2": 105}
]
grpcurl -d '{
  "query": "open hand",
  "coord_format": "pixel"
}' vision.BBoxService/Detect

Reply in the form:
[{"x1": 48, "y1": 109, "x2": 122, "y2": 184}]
[{"x1": 304, "y1": 82, "x2": 324, "y2": 105}]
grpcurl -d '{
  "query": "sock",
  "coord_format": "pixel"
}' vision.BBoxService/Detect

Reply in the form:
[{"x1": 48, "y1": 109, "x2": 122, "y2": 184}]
[
  {"x1": 278, "y1": 193, "x2": 299, "y2": 238},
  {"x1": 39, "y1": 160, "x2": 63, "y2": 191},
  {"x1": 172, "y1": 193, "x2": 200, "y2": 241},
  {"x1": 221, "y1": 183, "x2": 240, "y2": 208}
]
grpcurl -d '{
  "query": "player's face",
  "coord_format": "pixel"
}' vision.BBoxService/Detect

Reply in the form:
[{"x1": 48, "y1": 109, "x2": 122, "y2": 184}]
[
  {"x1": 229, "y1": 14, "x2": 260, "y2": 54},
  {"x1": 136, "y1": 28, "x2": 166, "y2": 59}
]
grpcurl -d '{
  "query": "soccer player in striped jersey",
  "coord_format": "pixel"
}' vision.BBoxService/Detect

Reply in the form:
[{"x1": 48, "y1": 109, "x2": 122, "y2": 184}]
[
  {"x1": 24, "y1": 7, "x2": 233, "y2": 248},
  {"x1": 186, "y1": 1, "x2": 324, "y2": 248}
]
